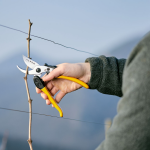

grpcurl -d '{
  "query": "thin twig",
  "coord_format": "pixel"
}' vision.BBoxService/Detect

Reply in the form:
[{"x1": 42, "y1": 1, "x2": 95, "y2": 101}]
[
  {"x1": 23, "y1": 19, "x2": 33, "y2": 150},
  {"x1": 105, "y1": 118, "x2": 112, "y2": 138},
  {"x1": 1, "y1": 132, "x2": 8, "y2": 150}
]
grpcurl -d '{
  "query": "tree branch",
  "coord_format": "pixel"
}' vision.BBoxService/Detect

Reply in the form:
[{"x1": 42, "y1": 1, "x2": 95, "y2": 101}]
[{"x1": 23, "y1": 19, "x2": 33, "y2": 150}]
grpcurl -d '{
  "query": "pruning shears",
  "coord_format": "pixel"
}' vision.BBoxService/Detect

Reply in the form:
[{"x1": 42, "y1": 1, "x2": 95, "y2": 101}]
[{"x1": 17, "y1": 55, "x2": 89, "y2": 117}]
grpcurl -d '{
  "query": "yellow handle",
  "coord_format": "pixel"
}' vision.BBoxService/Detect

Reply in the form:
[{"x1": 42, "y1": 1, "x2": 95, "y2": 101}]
[
  {"x1": 41, "y1": 87, "x2": 63, "y2": 117},
  {"x1": 40, "y1": 76, "x2": 88, "y2": 117},
  {"x1": 57, "y1": 75, "x2": 89, "y2": 89}
]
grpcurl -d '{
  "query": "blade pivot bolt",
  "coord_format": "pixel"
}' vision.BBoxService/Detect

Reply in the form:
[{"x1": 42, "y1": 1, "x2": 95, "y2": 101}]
[{"x1": 36, "y1": 68, "x2": 41, "y2": 73}]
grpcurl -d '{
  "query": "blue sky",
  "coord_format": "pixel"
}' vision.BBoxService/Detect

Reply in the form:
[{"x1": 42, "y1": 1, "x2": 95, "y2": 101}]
[{"x1": 0, "y1": 0, "x2": 150, "y2": 63}]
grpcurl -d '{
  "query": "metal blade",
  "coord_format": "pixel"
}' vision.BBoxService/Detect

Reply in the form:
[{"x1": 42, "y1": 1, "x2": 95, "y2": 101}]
[
  {"x1": 23, "y1": 55, "x2": 39, "y2": 69},
  {"x1": 17, "y1": 65, "x2": 41, "y2": 76},
  {"x1": 17, "y1": 65, "x2": 26, "y2": 74}
]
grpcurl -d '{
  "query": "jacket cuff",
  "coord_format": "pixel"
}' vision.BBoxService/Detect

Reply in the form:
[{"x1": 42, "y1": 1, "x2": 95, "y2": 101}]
[{"x1": 85, "y1": 57, "x2": 103, "y2": 89}]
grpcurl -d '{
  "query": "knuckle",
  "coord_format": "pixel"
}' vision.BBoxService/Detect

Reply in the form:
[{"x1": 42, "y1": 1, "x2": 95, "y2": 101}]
[
  {"x1": 61, "y1": 63, "x2": 68, "y2": 71},
  {"x1": 41, "y1": 93, "x2": 47, "y2": 100},
  {"x1": 36, "y1": 87, "x2": 40, "y2": 93},
  {"x1": 55, "y1": 99, "x2": 59, "y2": 104},
  {"x1": 46, "y1": 100, "x2": 51, "y2": 105},
  {"x1": 60, "y1": 65, "x2": 66, "y2": 73}
]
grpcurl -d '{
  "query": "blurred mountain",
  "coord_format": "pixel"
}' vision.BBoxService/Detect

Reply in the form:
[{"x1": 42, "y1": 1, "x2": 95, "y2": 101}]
[
  {"x1": 0, "y1": 34, "x2": 144, "y2": 150},
  {"x1": 106, "y1": 35, "x2": 143, "y2": 58},
  {"x1": 0, "y1": 134, "x2": 78, "y2": 150}
]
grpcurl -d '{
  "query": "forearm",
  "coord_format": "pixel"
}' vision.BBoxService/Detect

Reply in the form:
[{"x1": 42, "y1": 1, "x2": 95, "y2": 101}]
[{"x1": 85, "y1": 56, "x2": 126, "y2": 97}]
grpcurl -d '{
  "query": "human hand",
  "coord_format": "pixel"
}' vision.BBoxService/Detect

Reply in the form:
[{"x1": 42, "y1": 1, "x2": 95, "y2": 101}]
[{"x1": 36, "y1": 63, "x2": 91, "y2": 106}]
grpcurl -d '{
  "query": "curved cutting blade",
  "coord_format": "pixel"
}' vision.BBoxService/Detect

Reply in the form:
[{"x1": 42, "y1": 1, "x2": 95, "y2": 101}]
[
  {"x1": 17, "y1": 65, "x2": 41, "y2": 77},
  {"x1": 23, "y1": 55, "x2": 39, "y2": 69},
  {"x1": 17, "y1": 65, "x2": 26, "y2": 74}
]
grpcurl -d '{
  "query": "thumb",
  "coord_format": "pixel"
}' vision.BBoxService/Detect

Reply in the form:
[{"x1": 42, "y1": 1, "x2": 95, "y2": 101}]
[{"x1": 43, "y1": 67, "x2": 64, "y2": 82}]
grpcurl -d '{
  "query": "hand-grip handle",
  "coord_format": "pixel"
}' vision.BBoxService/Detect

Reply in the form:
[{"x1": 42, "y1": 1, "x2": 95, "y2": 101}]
[
  {"x1": 33, "y1": 76, "x2": 63, "y2": 117},
  {"x1": 44, "y1": 64, "x2": 89, "y2": 89},
  {"x1": 57, "y1": 75, "x2": 89, "y2": 89},
  {"x1": 41, "y1": 87, "x2": 63, "y2": 117}
]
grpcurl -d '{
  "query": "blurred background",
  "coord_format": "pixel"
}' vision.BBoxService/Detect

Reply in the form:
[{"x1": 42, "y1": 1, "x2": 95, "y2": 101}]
[{"x1": 0, "y1": 0, "x2": 150, "y2": 149}]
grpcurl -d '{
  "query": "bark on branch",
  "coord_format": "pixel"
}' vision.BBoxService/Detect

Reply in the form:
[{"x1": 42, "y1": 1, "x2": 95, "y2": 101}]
[{"x1": 23, "y1": 19, "x2": 33, "y2": 150}]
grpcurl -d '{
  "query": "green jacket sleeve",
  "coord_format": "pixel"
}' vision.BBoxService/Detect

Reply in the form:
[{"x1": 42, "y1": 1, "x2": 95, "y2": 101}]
[
  {"x1": 90, "y1": 32, "x2": 150, "y2": 150},
  {"x1": 85, "y1": 56, "x2": 126, "y2": 97}
]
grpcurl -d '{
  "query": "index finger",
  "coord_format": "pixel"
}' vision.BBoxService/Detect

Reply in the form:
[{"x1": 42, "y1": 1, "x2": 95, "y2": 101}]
[{"x1": 43, "y1": 66, "x2": 64, "y2": 82}]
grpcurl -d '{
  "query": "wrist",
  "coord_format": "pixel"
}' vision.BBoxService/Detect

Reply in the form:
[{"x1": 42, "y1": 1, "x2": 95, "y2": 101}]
[{"x1": 81, "y1": 63, "x2": 91, "y2": 83}]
